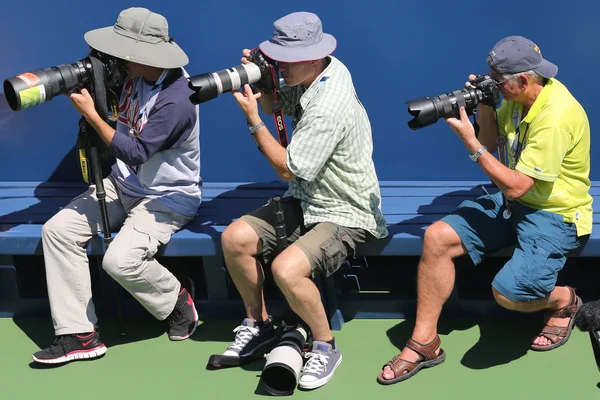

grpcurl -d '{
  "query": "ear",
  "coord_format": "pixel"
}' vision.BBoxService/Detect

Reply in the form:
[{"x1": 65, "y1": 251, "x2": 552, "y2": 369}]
[{"x1": 518, "y1": 74, "x2": 528, "y2": 89}]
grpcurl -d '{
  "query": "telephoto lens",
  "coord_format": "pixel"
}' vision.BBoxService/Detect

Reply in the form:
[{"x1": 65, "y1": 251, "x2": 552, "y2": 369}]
[
  {"x1": 4, "y1": 60, "x2": 91, "y2": 111},
  {"x1": 261, "y1": 323, "x2": 309, "y2": 396},
  {"x1": 188, "y1": 49, "x2": 278, "y2": 105},
  {"x1": 405, "y1": 74, "x2": 501, "y2": 130}
]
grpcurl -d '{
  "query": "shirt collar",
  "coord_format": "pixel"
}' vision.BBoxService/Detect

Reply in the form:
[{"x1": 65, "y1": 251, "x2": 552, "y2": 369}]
[
  {"x1": 522, "y1": 78, "x2": 555, "y2": 124},
  {"x1": 299, "y1": 56, "x2": 338, "y2": 109}
]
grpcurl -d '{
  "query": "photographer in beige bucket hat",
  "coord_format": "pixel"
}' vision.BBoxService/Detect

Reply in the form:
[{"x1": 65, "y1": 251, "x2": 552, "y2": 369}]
[{"x1": 33, "y1": 7, "x2": 202, "y2": 365}]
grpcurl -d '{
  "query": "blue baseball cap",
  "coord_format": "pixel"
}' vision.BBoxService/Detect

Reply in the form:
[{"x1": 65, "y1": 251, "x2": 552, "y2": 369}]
[{"x1": 487, "y1": 36, "x2": 558, "y2": 79}]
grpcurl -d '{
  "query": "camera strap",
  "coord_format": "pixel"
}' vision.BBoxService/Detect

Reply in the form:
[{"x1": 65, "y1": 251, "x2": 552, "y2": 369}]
[
  {"x1": 77, "y1": 55, "x2": 112, "y2": 184},
  {"x1": 501, "y1": 108, "x2": 529, "y2": 219},
  {"x1": 267, "y1": 64, "x2": 289, "y2": 148}
]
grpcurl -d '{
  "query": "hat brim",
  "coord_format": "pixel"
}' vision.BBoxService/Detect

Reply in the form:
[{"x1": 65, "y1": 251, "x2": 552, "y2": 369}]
[
  {"x1": 534, "y1": 58, "x2": 558, "y2": 79},
  {"x1": 259, "y1": 33, "x2": 336, "y2": 63},
  {"x1": 84, "y1": 26, "x2": 189, "y2": 69}
]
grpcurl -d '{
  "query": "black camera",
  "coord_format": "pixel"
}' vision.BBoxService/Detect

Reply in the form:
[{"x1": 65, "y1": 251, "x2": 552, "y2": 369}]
[
  {"x1": 188, "y1": 49, "x2": 278, "y2": 104},
  {"x1": 405, "y1": 74, "x2": 502, "y2": 130},
  {"x1": 3, "y1": 50, "x2": 125, "y2": 112}
]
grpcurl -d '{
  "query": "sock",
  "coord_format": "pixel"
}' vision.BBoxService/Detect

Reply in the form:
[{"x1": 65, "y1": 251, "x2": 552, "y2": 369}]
[
  {"x1": 326, "y1": 337, "x2": 336, "y2": 348},
  {"x1": 256, "y1": 316, "x2": 272, "y2": 328}
]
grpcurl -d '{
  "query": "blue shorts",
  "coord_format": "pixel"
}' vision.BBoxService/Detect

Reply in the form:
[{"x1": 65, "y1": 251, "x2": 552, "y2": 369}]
[{"x1": 441, "y1": 190, "x2": 586, "y2": 302}]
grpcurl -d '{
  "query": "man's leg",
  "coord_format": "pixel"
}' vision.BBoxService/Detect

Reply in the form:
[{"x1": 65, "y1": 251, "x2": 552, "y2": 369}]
[
  {"x1": 491, "y1": 208, "x2": 584, "y2": 350},
  {"x1": 221, "y1": 219, "x2": 269, "y2": 322},
  {"x1": 271, "y1": 244, "x2": 330, "y2": 340},
  {"x1": 101, "y1": 198, "x2": 197, "y2": 340},
  {"x1": 378, "y1": 191, "x2": 514, "y2": 383},
  {"x1": 380, "y1": 221, "x2": 466, "y2": 380},
  {"x1": 493, "y1": 286, "x2": 572, "y2": 347},
  {"x1": 43, "y1": 178, "x2": 126, "y2": 335},
  {"x1": 272, "y1": 222, "x2": 367, "y2": 389},
  {"x1": 220, "y1": 198, "x2": 304, "y2": 358},
  {"x1": 34, "y1": 178, "x2": 126, "y2": 364}
]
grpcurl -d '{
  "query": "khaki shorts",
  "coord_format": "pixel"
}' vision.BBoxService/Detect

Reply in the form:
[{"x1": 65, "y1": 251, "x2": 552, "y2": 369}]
[{"x1": 241, "y1": 197, "x2": 373, "y2": 277}]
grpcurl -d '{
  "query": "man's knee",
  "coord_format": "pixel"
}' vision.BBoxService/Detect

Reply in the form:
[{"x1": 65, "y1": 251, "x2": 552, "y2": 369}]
[
  {"x1": 492, "y1": 286, "x2": 523, "y2": 310},
  {"x1": 492, "y1": 280, "x2": 549, "y2": 309},
  {"x1": 221, "y1": 219, "x2": 259, "y2": 256},
  {"x1": 423, "y1": 221, "x2": 464, "y2": 258},
  {"x1": 42, "y1": 212, "x2": 71, "y2": 241},
  {"x1": 271, "y1": 256, "x2": 309, "y2": 290},
  {"x1": 102, "y1": 243, "x2": 144, "y2": 279}
]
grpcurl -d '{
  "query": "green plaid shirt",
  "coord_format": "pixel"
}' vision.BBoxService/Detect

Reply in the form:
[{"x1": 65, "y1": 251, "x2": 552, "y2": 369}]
[{"x1": 279, "y1": 56, "x2": 387, "y2": 238}]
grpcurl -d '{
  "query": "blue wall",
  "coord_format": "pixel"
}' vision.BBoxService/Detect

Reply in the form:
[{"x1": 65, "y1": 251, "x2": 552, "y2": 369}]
[{"x1": 0, "y1": 1, "x2": 598, "y2": 182}]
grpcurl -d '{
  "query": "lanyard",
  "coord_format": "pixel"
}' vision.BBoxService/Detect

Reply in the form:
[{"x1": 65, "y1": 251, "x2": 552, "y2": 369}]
[{"x1": 501, "y1": 109, "x2": 529, "y2": 218}]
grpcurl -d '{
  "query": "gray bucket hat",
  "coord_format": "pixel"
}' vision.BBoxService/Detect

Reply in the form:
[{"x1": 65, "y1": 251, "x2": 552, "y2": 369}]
[
  {"x1": 487, "y1": 36, "x2": 557, "y2": 79},
  {"x1": 259, "y1": 12, "x2": 336, "y2": 63},
  {"x1": 84, "y1": 7, "x2": 189, "y2": 69}
]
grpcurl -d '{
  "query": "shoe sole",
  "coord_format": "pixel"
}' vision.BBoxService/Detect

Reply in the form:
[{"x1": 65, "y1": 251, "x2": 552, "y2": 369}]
[
  {"x1": 32, "y1": 345, "x2": 107, "y2": 364},
  {"x1": 169, "y1": 301, "x2": 199, "y2": 341},
  {"x1": 298, "y1": 354, "x2": 343, "y2": 390}
]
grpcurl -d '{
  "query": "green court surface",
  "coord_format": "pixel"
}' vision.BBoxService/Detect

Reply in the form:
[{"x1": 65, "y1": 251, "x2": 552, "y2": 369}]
[{"x1": 1, "y1": 316, "x2": 598, "y2": 399}]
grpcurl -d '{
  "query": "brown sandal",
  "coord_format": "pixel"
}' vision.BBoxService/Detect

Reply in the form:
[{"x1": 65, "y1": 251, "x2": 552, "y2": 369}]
[
  {"x1": 377, "y1": 335, "x2": 446, "y2": 385},
  {"x1": 531, "y1": 286, "x2": 582, "y2": 352}
]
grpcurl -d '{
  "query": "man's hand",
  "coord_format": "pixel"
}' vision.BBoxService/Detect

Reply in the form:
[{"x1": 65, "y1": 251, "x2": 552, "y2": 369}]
[
  {"x1": 445, "y1": 106, "x2": 477, "y2": 145},
  {"x1": 240, "y1": 48, "x2": 252, "y2": 65},
  {"x1": 68, "y1": 88, "x2": 99, "y2": 121},
  {"x1": 466, "y1": 73, "x2": 495, "y2": 110},
  {"x1": 232, "y1": 84, "x2": 262, "y2": 125}
]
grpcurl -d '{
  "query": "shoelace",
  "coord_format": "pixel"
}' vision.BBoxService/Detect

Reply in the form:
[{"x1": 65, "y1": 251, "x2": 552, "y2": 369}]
[
  {"x1": 228, "y1": 325, "x2": 259, "y2": 351},
  {"x1": 303, "y1": 352, "x2": 330, "y2": 374},
  {"x1": 49, "y1": 336, "x2": 65, "y2": 349}
]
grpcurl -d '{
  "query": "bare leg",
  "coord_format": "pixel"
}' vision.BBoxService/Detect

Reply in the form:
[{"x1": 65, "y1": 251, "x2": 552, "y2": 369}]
[
  {"x1": 221, "y1": 220, "x2": 269, "y2": 322},
  {"x1": 493, "y1": 286, "x2": 572, "y2": 346},
  {"x1": 381, "y1": 221, "x2": 466, "y2": 380},
  {"x1": 271, "y1": 245, "x2": 333, "y2": 342}
]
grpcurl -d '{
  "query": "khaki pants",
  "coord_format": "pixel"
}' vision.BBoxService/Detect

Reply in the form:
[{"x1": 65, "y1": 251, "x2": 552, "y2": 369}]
[
  {"x1": 42, "y1": 177, "x2": 192, "y2": 335},
  {"x1": 241, "y1": 197, "x2": 373, "y2": 277}
]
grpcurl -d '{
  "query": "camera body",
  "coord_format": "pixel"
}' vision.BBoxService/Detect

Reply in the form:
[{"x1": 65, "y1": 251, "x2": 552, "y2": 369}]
[
  {"x1": 188, "y1": 48, "x2": 279, "y2": 105},
  {"x1": 471, "y1": 74, "x2": 501, "y2": 108},
  {"x1": 405, "y1": 74, "x2": 502, "y2": 130},
  {"x1": 3, "y1": 49, "x2": 125, "y2": 112}
]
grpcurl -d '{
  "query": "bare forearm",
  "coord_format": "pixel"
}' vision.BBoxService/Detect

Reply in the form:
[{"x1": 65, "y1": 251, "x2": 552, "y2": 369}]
[
  {"x1": 248, "y1": 116, "x2": 294, "y2": 181},
  {"x1": 257, "y1": 93, "x2": 275, "y2": 115},
  {"x1": 475, "y1": 106, "x2": 499, "y2": 152},
  {"x1": 86, "y1": 113, "x2": 116, "y2": 146},
  {"x1": 464, "y1": 138, "x2": 530, "y2": 200}
]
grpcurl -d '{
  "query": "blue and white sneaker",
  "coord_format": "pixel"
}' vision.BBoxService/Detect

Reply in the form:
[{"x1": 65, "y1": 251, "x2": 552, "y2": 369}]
[
  {"x1": 298, "y1": 340, "x2": 343, "y2": 389},
  {"x1": 223, "y1": 317, "x2": 276, "y2": 358}
]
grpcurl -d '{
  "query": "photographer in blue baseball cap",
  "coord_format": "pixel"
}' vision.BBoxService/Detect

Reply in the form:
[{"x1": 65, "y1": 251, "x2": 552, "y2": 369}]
[{"x1": 378, "y1": 35, "x2": 592, "y2": 384}]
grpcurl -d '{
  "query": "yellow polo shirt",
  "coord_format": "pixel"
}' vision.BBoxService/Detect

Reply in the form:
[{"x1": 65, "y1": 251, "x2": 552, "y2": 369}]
[{"x1": 497, "y1": 78, "x2": 592, "y2": 236}]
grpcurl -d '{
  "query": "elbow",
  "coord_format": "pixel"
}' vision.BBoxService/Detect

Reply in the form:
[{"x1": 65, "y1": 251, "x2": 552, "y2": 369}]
[
  {"x1": 504, "y1": 187, "x2": 527, "y2": 200},
  {"x1": 278, "y1": 171, "x2": 295, "y2": 181},
  {"x1": 120, "y1": 155, "x2": 147, "y2": 167}
]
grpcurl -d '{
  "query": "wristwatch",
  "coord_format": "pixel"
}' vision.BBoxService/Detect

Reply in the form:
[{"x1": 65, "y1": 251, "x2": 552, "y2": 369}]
[
  {"x1": 469, "y1": 146, "x2": 487, "y2": 162},
  {"x1": 248, "y1": 121, "x2": 265, "y2": 135}
]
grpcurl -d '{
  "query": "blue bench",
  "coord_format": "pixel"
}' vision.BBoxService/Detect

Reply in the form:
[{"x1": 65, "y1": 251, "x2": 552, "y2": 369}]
[{"x1": 1, "y1": 181, "x2": 599, "y2": 329}]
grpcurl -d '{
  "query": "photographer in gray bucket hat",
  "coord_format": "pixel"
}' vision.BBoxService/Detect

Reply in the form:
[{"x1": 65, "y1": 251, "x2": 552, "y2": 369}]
[
  {"x1": 378, "y1": 35, "x2": 591, "y2": 385},
  {"x1": 33, "y1": 7, "x2": 202, "y2": 365},
  {"x1": 221, "y1": 11, "x2": 387, "y2": 390}
]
